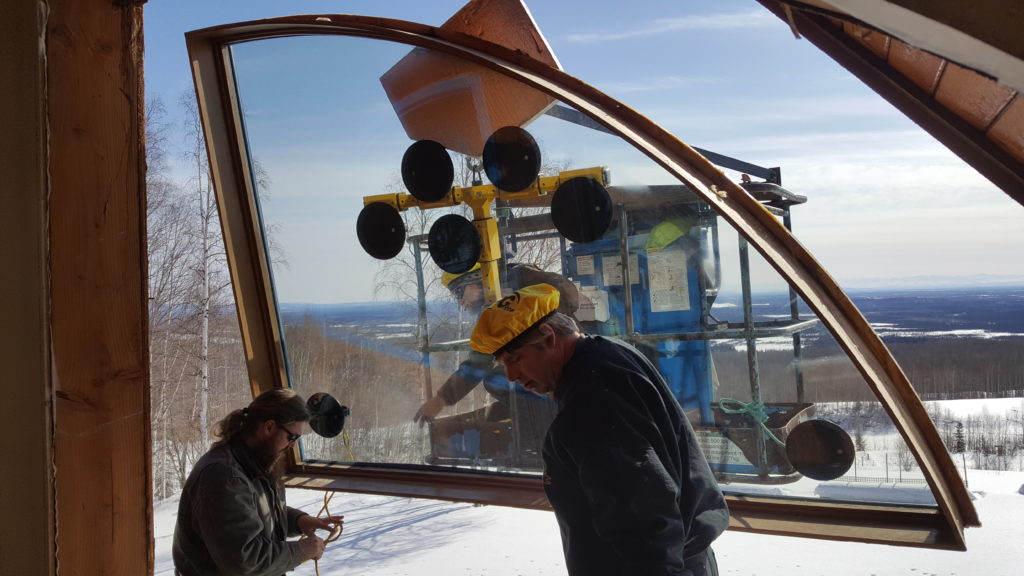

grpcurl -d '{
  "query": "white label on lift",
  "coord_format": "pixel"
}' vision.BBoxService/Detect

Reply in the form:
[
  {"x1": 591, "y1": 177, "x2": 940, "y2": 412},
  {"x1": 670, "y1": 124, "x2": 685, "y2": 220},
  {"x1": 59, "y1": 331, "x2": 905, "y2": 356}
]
[
  {"x1": 576, "y1": 254, "x2": 595, "y2": 275},
  {"x1": 577, "y1": 286, "x2": 610, "y2": 322},
  {"x1": 695, "y1": 428, "x2": 755, "y2": 467},
  {"x1": 601, "y1": 253, "x2": 640, "y2": 286},
  {"x1": 648, "y1": 248, "x2": 690, "y2": 312}
]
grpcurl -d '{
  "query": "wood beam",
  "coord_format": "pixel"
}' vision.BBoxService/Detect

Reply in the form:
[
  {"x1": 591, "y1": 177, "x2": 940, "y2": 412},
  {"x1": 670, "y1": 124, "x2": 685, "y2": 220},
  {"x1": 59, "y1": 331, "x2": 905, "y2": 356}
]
[
  {"x1": 761, "y1": 1, "x2": 1024, "y2": 203},
  {"x1": 826, "y1": 0, "x2": 1024, "y2": 92},
  {"x1": 48, "y1": 1, "x2": 152, "y2": 574}
]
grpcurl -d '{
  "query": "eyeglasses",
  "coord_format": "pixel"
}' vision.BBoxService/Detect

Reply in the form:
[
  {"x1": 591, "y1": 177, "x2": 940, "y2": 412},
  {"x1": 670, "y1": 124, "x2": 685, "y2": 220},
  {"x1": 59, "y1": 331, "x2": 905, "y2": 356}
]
[{"x1": 276, "y1": 421, "x2": 302, "y2": 443}]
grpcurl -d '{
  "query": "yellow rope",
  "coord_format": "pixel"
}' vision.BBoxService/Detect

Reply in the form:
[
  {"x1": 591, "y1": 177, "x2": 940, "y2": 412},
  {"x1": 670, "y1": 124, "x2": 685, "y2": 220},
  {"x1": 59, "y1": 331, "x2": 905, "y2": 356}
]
[
  {"x1": 313, "y1": 491, "x2": 343, "y2": 576},
  {"x1": 342, "y1": 429, "x2": 355, "y2": 461},
  {"x1": 311, "y1": 430, "x2": 353, "y2": 575}
]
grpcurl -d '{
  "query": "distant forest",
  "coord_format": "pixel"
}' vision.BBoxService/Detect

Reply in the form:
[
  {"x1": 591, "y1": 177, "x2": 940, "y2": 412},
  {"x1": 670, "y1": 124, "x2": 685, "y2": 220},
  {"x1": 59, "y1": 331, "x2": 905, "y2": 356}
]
[{"x1": 714, "y1": 337, "x2": 1024, "y2": 403}]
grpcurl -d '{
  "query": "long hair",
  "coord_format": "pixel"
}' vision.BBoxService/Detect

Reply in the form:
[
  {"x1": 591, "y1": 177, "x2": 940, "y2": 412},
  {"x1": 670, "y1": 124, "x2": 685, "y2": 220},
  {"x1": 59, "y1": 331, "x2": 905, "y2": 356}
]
[{"x1": 212, "y1": 388, "x2": 310, "y2": 448}]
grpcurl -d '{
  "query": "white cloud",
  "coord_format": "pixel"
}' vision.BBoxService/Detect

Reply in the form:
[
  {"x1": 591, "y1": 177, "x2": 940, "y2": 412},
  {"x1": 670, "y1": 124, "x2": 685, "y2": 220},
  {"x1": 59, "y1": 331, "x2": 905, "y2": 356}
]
[
  {"x1": 595, "y1": 75, "x2": 720, "y2": 95},
  {"x1": 641, "y1": 96, "x2": 902, "y2": 138},
  {"x1": 567, "y1": 10, "x2": 777, "y2": 43}
]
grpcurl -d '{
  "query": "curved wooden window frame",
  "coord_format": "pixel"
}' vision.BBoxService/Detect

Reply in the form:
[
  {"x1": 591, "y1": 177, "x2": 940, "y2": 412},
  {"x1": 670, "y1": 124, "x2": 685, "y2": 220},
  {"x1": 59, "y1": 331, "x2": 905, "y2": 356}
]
[{"x1": 184, "y1": 15, "x2": 979, "y2": 549}]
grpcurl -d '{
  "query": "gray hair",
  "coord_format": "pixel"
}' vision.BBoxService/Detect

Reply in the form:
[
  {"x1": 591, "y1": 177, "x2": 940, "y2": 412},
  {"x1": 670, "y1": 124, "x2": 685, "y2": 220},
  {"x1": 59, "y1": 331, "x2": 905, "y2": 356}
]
[{"x1": 500, "y1": 312, "x2": 578, "y2": 355}]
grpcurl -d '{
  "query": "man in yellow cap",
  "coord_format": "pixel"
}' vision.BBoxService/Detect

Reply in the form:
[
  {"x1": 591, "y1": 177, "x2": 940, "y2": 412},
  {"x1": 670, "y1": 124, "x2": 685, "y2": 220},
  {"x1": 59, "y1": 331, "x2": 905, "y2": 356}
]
[
  {"x1": 471, "y1": 284, "x2": 728, "y2": 576},
  {"x1": 414, "y1": 262, "x2": 579, "y2": 463}
]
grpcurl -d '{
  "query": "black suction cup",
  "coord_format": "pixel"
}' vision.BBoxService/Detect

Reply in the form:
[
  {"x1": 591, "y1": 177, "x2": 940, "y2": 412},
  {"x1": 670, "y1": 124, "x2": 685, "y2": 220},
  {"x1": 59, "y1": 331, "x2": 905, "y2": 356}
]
[
  {"x1": 357, "y1": 202, "x2": 406, "y2": 260},
  {"x1": 482, "y1": 126, "x2": 541, "y2": 192},
  {"x1": 551, "y1": 177, "x2": 613, "y2": 243},
  {"x1": 402, "y1": 140, "x2": 454, "y2": 202},
  {"x1": 428, "y1": 214, "x2": 481, "y2": 274},
  {"x1": 785, "y1": 419, "x2": 855, "y2": 481},
  {"x1": 307, "y1": 392, "x2": 349, "y2": 439}
]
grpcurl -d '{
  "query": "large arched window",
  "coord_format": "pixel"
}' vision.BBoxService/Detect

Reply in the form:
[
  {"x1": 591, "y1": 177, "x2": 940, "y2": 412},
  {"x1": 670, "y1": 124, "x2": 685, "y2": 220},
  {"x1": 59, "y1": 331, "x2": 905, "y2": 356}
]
[{"x1": 185, "y1": 7, "x2": 977, "y2": 548}]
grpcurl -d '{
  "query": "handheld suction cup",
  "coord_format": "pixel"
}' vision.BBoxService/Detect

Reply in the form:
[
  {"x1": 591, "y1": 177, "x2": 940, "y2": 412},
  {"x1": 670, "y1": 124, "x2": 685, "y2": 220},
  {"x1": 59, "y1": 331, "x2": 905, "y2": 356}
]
[
  {"x1": 307, "y1": 392, "x2": 350, "y2": 439},
  {"x1": 785, "y1": 419, "x2": 855, "y2": 481}
]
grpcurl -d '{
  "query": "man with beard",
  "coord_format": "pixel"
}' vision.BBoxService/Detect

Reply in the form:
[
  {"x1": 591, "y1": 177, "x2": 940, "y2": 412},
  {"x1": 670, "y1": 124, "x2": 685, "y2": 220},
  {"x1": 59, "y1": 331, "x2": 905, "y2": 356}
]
[
  {"x1": 413, "y1": 262, "x2": 578, "y2": 461},
  {"x1": 173, "y1": 388, "x2": 343, "y2": 576}
]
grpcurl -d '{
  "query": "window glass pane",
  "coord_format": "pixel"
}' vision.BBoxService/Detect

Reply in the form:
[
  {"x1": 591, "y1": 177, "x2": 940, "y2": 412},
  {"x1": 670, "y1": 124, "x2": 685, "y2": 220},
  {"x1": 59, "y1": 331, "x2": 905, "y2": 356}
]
[{"x1": 227, "y1": 34, "x2": 942, "y2": 508}]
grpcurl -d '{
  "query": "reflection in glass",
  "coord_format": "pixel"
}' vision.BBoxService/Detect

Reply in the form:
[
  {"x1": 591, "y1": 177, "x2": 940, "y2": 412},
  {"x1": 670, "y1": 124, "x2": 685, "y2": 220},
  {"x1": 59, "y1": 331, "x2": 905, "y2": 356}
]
[{"x1": 227, "y1": 34, "x2": 937, "y2": 508}]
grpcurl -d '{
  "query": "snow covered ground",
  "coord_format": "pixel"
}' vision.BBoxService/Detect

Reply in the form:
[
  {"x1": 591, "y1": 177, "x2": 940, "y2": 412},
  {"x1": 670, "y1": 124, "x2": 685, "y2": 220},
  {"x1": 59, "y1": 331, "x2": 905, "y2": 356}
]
[
  {"x1": 154, "y1": 399, "x2": 1024, "y2": 575},
  {"x1": 153, "y1": 468, "x2": 1024, "y2": 575}
]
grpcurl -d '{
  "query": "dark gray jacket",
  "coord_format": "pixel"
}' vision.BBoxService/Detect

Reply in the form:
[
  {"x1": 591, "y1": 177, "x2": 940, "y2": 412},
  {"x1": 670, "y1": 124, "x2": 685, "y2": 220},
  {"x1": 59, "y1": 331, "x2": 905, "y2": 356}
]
[
  {"x1": 173, "y1": 439, "x2": 306, "y2": 576},
  {"x1": 543, "y1": 336, "x2": 728, "y2": 575}
]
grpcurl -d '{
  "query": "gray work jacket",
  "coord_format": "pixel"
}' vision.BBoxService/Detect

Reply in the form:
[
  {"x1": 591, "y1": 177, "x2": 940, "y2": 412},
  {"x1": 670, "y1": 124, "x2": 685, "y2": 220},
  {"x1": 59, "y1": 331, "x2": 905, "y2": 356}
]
[{"x1": 173, "y1": 439, "x2": 306, "y2": 576}]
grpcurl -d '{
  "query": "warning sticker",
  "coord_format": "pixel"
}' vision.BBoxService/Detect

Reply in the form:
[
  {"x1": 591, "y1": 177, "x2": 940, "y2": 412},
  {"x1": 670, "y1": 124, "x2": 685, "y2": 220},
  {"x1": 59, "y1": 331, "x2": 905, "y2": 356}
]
[
  {"x1": 576, "y1": 254, "x2": 595, "y2": 276},
  {"x1": 601, "y1": 253, "x2": 639, "y2": 286},
  {"x1": 647, "y1": 248, "x2": 689, "y2": 312},
  {"x1": 577, "y1": 286, "x2": 610, "y2": 322}
]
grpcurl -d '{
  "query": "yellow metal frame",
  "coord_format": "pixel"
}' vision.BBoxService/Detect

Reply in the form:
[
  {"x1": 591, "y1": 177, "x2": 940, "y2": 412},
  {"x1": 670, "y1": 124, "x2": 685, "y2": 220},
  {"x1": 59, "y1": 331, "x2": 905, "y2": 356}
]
[{"x1": 363, "y1": 166, "x2": 607, "y2": 304}]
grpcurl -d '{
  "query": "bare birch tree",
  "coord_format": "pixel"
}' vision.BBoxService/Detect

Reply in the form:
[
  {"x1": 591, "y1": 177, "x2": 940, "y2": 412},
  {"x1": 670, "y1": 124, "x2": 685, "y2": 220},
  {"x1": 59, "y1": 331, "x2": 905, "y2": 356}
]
[{"x1": 180, "y1": 92, "x2": 236, "y2": 446}]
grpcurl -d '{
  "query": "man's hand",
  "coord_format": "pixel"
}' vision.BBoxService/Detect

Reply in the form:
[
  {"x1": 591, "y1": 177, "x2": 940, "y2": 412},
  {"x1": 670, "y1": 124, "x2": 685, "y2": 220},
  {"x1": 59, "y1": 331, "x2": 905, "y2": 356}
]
[
  {"x1": 298, "y1": 514, "x2": 344, "y2": 540},
  {"x1": 298, "y1": 535, "x2": 326, "y2": 561},
  {"x1": 413, "y1": 396, "x2": 446, "y2": 426}
]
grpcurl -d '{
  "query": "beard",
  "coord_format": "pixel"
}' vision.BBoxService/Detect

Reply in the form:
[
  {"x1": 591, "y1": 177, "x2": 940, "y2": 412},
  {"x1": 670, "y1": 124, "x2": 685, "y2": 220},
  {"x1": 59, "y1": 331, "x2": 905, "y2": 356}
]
[{"x1": 252, "y1": 438, "x2": 285, "y2": 478}]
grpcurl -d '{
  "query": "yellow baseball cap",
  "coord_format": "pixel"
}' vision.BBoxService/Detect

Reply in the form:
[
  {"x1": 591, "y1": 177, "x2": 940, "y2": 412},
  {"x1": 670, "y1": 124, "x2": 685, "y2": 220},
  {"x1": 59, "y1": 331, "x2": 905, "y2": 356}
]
[{"x1": 470, "y1": 283, "x2": 560, "y2": 355}]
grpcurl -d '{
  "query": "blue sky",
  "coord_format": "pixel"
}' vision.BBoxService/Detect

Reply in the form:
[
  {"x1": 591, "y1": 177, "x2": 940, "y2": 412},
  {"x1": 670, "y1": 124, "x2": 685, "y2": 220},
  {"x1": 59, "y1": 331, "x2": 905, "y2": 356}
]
[{"x1": 144, "y1": 0, "x2": 1024, "y2": 302}]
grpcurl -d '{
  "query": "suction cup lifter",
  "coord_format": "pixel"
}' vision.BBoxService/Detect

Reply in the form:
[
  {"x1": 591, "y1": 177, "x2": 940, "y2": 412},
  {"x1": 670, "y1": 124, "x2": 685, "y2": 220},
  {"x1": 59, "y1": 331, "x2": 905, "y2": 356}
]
[
  {"x1": 357, "y1": 202, "x2": 406, "y2": 260},
  {"x1": 402, "y1": 139, "x2": 454, "y2": 202},
  {"x1": 550, "y1": 176, "x2": 613, "y2": 243},
  {"x1": 307, "y1": 392, "x2": 350, "y2": 439},
  {"x1": 429, "y1": 214, "x2": 481, "y2": 274},
  {"x1": 482, "y1": 126, "x2": 542, "y2": 192},
  {"x1": 356, "y1": 126, "x2": 612, "y2": 305}
]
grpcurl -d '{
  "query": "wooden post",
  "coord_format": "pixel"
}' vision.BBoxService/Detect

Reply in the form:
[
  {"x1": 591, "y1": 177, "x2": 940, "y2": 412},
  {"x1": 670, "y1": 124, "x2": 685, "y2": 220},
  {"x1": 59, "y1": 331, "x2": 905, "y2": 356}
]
[{"x1": 48, "y1": 1, "x2": 152, "y2": 574}]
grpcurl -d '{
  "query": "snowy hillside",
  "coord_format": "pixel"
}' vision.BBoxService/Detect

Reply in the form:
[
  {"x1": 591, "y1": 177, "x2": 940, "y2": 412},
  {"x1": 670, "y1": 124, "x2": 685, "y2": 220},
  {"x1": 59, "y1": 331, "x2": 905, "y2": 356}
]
[
  {"x1": 153, "y1": 469, "x2": 1023, "y2": 575},
  {"x1": 154, "y1": 400, "x2": 1024, "y2": 576}
]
